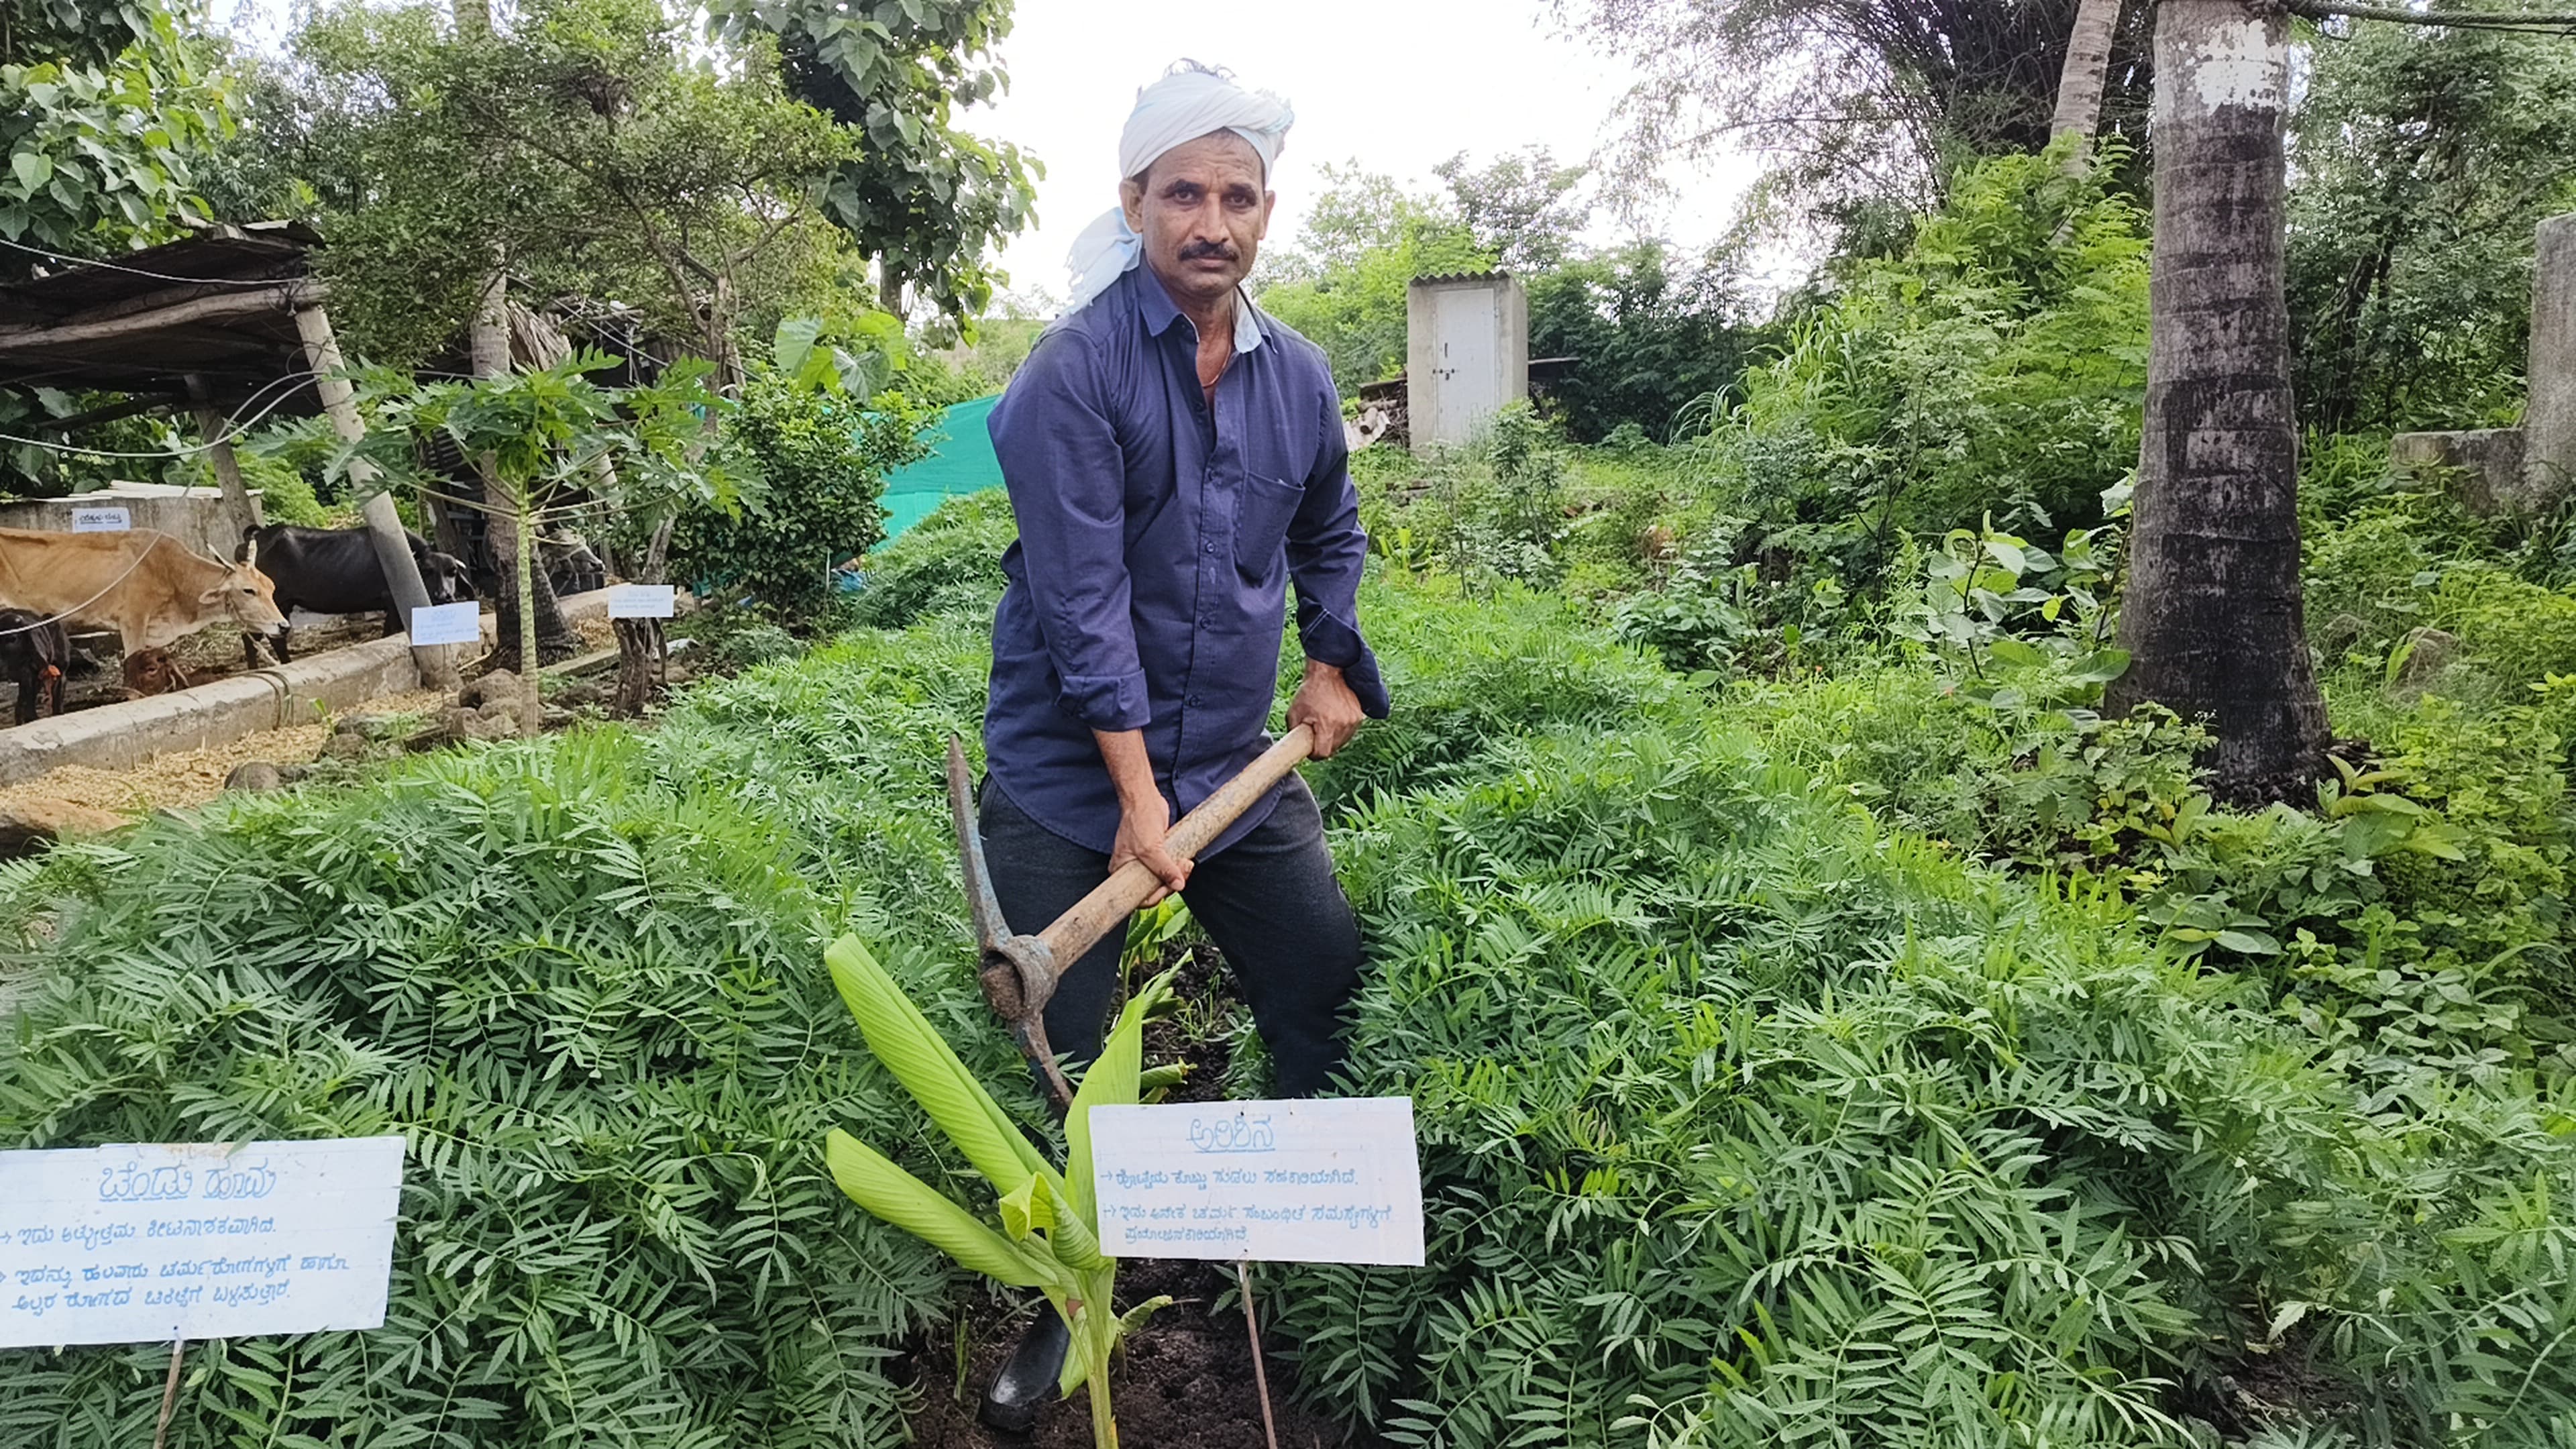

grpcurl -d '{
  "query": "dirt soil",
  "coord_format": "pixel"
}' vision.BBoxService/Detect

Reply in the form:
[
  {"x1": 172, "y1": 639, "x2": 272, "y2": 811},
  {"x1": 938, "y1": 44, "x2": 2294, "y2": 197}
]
[
  {"x1": 904, "y1": 945, "x2": 1388, "y2": 1449},
  {"x1": 0, "y1": 687, "x2": 452, "y2": 819}
]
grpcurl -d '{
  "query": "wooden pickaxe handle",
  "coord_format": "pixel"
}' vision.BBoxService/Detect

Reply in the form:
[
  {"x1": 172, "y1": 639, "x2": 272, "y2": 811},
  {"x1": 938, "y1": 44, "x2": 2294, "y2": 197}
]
[{"x1": 1033, "y1": 724, "x2": 1315, "y2": 966}]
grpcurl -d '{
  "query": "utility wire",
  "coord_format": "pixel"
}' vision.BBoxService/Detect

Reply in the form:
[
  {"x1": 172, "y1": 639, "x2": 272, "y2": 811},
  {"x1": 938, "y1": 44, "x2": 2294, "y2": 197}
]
[
  {"x1": 0, "y1": 234, "x2": 304, "y2": 288},
  {"x1": 0, "y1": 371, "x2": 318, "y2": 458}
]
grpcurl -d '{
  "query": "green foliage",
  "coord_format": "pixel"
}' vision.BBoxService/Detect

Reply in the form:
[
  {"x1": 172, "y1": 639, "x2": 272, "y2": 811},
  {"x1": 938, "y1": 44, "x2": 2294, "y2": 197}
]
[
  {"x1": 672, "y1": 368, "x2": 930, "y2": 619},
  {"x1": 1886, "y1": 514, "x2": 2128, "y2": 711},
  {"x1": 2285, "y1": 14, "x2": 2576, "y2": 433},
  {"x1": 1303, "y1": 570, "x2": 1693, "y2": 814},
  {"x1": 1431, "y1": 146, "x2": 1590, "y2": 274},
  {"x1": 0, "y1": 729, "x2": 969, "y2": 1447},
  {"x1": 702, "y1": 0, "x2": 1034, "y2": 322},
  {"x1": 1358, "y1": 402, "x2": 1572, "y2": 591},
  {"x1": 1705, "y1": 144, "x2": 2149, "y2": 586},
  {"x1": 1278, "y1": 725, "x2": 2347, "y2": 1447},
  {"x1": 1257, "y1": 163, "x2": 1493, "y2": 393},
  {"x1": 847, "y1": 486, "x2": 1016, "y2": 630},
  {"x1": 286, "y1": 0, "x2": 853, "y2": 368},
  {"x1": 0, "y1": 0, "x2": 228, "y2": 272},
  {"x1": 1528, "y1": 244, "x2": 1761, "y2": 443}
]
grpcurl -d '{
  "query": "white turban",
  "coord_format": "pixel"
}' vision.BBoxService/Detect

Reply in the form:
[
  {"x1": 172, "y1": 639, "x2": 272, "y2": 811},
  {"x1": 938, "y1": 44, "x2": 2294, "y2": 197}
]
[{"x1": 1063, "y1": 61, "x2": 1293, "y2": 315}]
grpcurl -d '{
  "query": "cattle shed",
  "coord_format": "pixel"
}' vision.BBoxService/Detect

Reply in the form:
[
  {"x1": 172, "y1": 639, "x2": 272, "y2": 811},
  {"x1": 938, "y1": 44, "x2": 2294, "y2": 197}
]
[{"x1": 0, "y1": 221, "x2": 325, "y2": 409}]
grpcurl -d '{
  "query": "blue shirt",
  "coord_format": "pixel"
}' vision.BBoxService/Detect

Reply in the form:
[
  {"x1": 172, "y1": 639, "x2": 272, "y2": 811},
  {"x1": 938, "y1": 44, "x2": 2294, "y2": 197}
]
[{"x1": 983, "y1": 264, "x2": 1389, "y2": 857}]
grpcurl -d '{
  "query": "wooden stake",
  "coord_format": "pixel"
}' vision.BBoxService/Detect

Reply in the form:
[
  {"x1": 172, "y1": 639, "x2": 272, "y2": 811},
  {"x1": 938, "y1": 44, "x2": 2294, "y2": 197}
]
[
  {"x1": 152, "y1": 1338, "x2": 184, "y2": 1449},
  {"x1": 1236, "y1": 1261, "x2": 1280, "y2": 1449}
]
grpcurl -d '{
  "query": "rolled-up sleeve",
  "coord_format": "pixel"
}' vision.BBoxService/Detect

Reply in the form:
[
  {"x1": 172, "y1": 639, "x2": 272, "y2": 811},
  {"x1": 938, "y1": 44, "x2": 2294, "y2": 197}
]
[
  {"x1": 989, "y1": 333, "x2": 1151, "y2": 731},
  {"x1": 1287, "y1": 391, "x2": 1390, "y2": 719}
]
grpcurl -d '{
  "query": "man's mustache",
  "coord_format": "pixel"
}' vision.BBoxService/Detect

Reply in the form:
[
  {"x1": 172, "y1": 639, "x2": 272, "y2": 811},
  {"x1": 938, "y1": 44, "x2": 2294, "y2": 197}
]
[{"x1": 1177, "y1": 240, "x2": 1239, "y2": 262}]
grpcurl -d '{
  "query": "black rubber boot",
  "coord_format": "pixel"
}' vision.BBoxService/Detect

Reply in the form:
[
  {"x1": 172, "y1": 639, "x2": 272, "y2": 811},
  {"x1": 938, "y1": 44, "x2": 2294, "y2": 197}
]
[{"x1": 978, "y1": 1310, "x2": 1069, "y2": 1433}]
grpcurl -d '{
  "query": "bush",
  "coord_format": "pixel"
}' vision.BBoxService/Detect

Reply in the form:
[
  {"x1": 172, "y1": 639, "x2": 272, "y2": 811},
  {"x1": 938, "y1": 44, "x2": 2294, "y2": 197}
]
[
  {"x1": 845, "y1": 487, "x2": 1016, "y2": 631},
  {"x1": 0, "y1": 625, "x2": 1036, "y2": 1447},
  {"x1": 1278, "y1": 726, "x2": 2369, "y2": 1446},
  {"x1": 669, "y1": 372, "x2": 932, "y2": 621},
  {"x1": 1700, "y1": 144, "x2": 2149, "y2": 587}
]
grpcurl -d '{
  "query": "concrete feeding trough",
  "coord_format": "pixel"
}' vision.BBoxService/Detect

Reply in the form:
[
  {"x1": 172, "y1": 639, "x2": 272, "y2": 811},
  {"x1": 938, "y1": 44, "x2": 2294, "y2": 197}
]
[{"x1": 0, "y1": 588, "x2": 618, "y2": 786}]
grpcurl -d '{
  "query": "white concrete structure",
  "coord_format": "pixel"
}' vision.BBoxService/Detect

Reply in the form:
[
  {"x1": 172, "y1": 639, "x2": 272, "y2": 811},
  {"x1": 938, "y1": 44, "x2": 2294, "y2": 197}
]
[
  {"x1": 2529, "y1": 213, "x2": 2574, "y2": 508},
  {"x1": 0, "y1": 480, "x2": 263, "y2": 559},
  {"x1": 1405, "y1": 272, "x2": 1528, "y2": 448}
]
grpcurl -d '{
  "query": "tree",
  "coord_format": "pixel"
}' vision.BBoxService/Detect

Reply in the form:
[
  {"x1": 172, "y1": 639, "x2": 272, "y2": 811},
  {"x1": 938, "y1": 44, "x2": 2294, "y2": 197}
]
[
  {"x1": 335, "y1": 352, "x2": 742, "y2": 729},
  {"x1": 1434, "y1": 146, "x2": 1591, "y2": 273},
  {"x1": 0, "y1": 0, "x2": 229, "y2": 278},
  {"x1": 1257, "y1": 163, "x2": 1492, "y2": 392},
  {"x1": 1560, "y1": 0, "x2": 2153, "y2": 231},
  {"x1": 702, "y1": 0, "x2": 1036, "y2": 322},
  {"x1": 1527, "y1": 242, "x2": 1758, "y2": 443},
  {"x1": 2106, "y1": 0, "x2": 2327, "y2": 800},
  {"x1": 2284, "y1": 9, "x2": 2576, "y2": 433},
  {"x1": 286, "y1": 0, "x2": 854, "y2": 374},
  {"x1": 2051, "y1": 0, "x2": 2126, "y2": 148}
]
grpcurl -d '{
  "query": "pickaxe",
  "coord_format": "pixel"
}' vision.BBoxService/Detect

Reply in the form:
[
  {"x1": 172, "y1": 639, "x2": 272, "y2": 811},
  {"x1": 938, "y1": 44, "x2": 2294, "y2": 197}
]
[{"x1": 945, "y1": 726, "x2": 1316, "y2": 1108}]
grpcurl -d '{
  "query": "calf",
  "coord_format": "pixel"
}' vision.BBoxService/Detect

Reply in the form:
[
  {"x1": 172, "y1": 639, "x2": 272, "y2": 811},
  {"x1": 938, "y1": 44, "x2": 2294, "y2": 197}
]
[
  {"x1": 239, "y1": 525, "x2": 477, "y2": 663},
  {"x1": 0, "y1": 608, "x2": 68, "y2": 724}
]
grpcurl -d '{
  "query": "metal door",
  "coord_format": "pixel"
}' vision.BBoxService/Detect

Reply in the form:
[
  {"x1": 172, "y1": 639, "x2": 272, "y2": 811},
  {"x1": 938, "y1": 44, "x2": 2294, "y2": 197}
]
[{"x1": 1434, "y1": 286, "x2": 1497, "y2": 443}]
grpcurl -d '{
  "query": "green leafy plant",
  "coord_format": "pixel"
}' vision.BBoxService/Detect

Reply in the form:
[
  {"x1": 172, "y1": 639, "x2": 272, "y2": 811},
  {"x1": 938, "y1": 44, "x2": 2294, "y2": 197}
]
[
  {"x1": 820, "y1": 936, "x2": 1177, "y2": 1448},
  {"x1": 670, "y1": 357, "x2": 931, "y2": 621}
]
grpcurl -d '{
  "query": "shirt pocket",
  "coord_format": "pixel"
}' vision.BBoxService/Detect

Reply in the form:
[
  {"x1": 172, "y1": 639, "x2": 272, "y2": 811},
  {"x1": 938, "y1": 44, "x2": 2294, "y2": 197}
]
[{"x1": 1233, "y1": 473, "x2": 1307, "y2": 582}]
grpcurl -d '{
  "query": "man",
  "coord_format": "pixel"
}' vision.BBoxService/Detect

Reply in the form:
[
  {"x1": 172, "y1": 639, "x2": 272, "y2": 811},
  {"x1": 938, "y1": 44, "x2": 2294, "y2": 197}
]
[{"x1": 974, "y1": 60, "x2": 1389, "y2": 1428}]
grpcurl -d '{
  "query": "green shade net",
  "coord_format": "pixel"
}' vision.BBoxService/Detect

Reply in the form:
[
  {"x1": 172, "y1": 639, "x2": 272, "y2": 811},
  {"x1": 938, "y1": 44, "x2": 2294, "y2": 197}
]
[{"x1": 879, "y1": 392, "x2": 1004, "y2": 543}]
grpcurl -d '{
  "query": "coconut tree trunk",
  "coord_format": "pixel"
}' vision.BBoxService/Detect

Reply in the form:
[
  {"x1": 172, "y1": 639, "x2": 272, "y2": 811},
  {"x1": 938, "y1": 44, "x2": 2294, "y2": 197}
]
[
  {"x1": 2051, "y1": 0, "x2": 2124, "y2": 150},
  {"x1": 2106, "y1": 0, "x2": 2326, "y2": 801}
]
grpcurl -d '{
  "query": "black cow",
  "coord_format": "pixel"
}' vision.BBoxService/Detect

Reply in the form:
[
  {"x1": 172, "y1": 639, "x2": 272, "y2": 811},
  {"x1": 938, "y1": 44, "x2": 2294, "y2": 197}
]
[
  {"x1": 0, "y1": 608, "x2": 68, "y2": 725},
  {"x1": 240, "y1": 525, "x2": 476, "y2": 663}
]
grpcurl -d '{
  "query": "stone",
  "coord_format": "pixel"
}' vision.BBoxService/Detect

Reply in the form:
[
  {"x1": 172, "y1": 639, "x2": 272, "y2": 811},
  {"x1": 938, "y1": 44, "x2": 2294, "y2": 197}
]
[
  {"x1": 318, "y1": 731, "x2": 370, "y2": 762},
  {"x1": 2398, "y1": 627, "x2": 2460, "y2": 687},
  {"x1": 223, "y1": 761, "x2": 286, "y2": 792},
  {"x1": 460, "y1": 706, "x2": 518, "y2": 742},
  {"x1": 0, "y1": 798, "x2": 126, "y2": 856},
  {"x1": 462, "y1": 670, "x2": 525, "y2": 710},
  {"x1": 2392, "y1": 429, "x2": 2527, "y2": 515}
]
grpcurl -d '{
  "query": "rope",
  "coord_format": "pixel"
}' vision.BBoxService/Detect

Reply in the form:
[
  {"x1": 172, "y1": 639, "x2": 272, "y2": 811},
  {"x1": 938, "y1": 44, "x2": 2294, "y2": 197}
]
[{"x1": 0, "y1": 531, "x2": 172, "y2": 637}]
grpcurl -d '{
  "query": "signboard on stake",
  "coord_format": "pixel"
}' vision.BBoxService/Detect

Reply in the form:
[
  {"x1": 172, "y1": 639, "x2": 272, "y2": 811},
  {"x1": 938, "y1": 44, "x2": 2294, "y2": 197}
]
[
  {"x1": 70, "y1": 508, "x2": 131, "y2": 533},
  {"x1": 405, "y1": 602, "x2": 480, "y2": 647},
  {"x1": 1087, "y1": 1097, "x2": 1424, "y2": 1267},
  {"x1": 605, "y1": 584, "x2": 676, "y2": 619},
  {"x1": 0, "y1": 1136, "x2": 406, "y2": 1348}
]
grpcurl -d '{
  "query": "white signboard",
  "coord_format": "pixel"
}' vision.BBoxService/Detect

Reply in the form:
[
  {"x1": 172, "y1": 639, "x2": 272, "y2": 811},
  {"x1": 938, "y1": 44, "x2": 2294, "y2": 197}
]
[
  {"x1": 405, "y1": 601, "x2": 480, "y2": 647},
  {"x1": 605, "y1": 584, "x2": 676, "y2": 619},
  {"x1": 1089, "y1": 1098, "x2": 1424, "y2": 1266},
  {"x1": 0, "y1": 1136, "x2": 405, "y2": 1348},
  {"x1": 69, "y1": 507, "x2": 131, "y2": 533}
]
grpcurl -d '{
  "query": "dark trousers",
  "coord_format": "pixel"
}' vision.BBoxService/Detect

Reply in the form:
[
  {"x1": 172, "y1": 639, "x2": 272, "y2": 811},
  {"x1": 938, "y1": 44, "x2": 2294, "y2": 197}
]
[{"x1": 978, "y1": 775, "x2": 1362, "y2": 1098}]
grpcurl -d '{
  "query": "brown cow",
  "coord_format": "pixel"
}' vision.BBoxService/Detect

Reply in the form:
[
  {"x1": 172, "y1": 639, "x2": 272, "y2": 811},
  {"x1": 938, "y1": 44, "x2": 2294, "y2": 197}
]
[{"x1": 0, "y1": 527, "x2": 287, "y2": 665}]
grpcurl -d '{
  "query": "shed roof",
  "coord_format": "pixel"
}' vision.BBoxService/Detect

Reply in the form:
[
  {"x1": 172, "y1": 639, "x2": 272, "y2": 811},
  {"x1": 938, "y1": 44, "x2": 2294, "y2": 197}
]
[{"x1": 0, "y1": 222, "x2": 322, "y2": 405}]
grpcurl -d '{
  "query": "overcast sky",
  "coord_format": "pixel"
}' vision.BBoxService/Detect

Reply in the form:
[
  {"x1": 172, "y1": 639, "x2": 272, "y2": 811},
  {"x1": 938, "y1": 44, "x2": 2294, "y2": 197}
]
[{"x1": 215, "y1": 0, "x2": 1763, "y2": 308}]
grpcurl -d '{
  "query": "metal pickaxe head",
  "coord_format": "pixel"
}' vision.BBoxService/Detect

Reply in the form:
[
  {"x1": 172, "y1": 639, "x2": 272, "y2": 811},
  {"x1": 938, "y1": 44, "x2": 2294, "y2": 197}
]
[{"x1": 945, "y1": 735, "x2": 1075, "y2": 1108}]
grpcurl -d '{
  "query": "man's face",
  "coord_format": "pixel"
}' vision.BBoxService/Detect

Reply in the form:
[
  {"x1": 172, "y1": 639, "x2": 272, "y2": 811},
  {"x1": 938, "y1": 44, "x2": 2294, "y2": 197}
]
[{"x1": 1121, "y1": 131, "x2": 1275, "y2": 313}]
